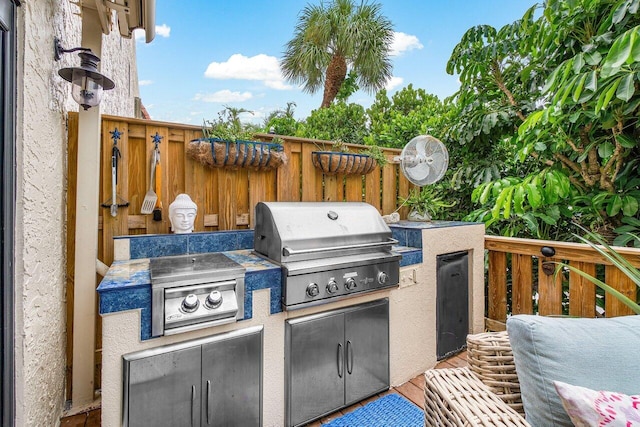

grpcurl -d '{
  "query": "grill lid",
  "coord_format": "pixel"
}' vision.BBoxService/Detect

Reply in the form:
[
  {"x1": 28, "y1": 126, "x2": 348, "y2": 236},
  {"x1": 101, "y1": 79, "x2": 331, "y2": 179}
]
[{"x1": 254, "y1": 202, "x2": 395, "y2": 264}]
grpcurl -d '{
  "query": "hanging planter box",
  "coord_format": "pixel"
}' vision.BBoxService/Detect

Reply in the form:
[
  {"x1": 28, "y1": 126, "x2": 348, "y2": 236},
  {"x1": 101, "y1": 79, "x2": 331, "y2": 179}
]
[
  {"x1": 187, "y1": 138, "x2": 287, "y2": 171},
  {"x1": 311, "y1": 151, "x2": 377, "y2": 175}
]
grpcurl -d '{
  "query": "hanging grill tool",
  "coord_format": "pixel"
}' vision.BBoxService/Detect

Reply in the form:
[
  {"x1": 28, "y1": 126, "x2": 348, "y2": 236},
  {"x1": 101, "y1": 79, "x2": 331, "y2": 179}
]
[
  {"x1": 152, "y1": 137, "x2": 162, "y2": 221},
  {"x1": 101, "y1": 128, "x2": 129, "y2": 216},
  {"x1": 140, "y1": 132, "x2": 163, "y2": 214}
]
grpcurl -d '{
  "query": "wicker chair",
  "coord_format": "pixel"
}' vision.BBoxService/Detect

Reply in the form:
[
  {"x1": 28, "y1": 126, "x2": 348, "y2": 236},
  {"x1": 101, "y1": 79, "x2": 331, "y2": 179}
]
[{"x1": 423, "y1": 331, "x2": 531, "y2": 427}]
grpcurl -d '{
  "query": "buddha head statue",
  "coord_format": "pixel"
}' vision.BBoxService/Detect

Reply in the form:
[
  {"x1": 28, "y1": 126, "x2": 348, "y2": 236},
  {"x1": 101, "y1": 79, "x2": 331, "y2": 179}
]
[{"x1": 169, "y1": 194, "x2": 197, "y2": 234}]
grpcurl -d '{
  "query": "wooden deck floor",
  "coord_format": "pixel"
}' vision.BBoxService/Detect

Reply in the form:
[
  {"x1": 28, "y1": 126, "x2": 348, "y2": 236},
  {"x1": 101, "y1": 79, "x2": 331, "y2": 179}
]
[
  {"x1": 61, "y1": 351, "x2": 468, "y2": 427},
  {"x1": 304, "y1": 350, "x2": 468, "y2": 426}
]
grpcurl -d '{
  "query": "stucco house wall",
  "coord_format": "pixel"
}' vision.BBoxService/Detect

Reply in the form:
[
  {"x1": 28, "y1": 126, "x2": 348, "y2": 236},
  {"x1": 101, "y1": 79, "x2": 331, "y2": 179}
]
[{"x1": 14, "y1": 1, "x2": 139, "y2": 425}]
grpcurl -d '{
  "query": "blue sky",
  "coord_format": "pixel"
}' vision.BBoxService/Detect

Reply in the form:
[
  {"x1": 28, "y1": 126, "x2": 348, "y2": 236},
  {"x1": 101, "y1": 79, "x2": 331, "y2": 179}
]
[{"x1": 135, "y1": 0, "x2": 536, "y2": 126}]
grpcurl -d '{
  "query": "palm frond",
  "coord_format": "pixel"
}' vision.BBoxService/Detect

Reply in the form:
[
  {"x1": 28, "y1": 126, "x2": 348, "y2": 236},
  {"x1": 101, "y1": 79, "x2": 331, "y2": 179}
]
[
  {"x1": 552, "y1": 224, "x2": 640, "y2": 315},
  {"x1": 554, "y1": 262, "x2": 640, "y2": 314},
  {"x1": 573, "y1": 225, "x2": 640, "y2": 285}
]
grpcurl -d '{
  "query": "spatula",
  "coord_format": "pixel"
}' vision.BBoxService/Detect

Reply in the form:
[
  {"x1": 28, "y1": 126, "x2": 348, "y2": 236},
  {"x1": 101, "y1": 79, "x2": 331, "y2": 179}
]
[
  {"x1": 152, "y1": 147, "x2": 162, "y2": 221},
  {"x1": 140, "y1": 149, "x2": 158, "y2": 214}
]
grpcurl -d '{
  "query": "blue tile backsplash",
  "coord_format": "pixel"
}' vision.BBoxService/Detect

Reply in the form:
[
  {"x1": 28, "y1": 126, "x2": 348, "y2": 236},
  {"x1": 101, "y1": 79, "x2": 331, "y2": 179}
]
[
  {"x1": 101, "y1": 227, "x2": 427, "y2": 341},
  {"x1": 390, "y1": 224, "x2": 423, "y2": 248},
  {"x1": 125, "y1": 230, "x2": 254, "y2": 260},
  {"x1": 129, "y1": 234, "x2": 189, "y2": 259}
]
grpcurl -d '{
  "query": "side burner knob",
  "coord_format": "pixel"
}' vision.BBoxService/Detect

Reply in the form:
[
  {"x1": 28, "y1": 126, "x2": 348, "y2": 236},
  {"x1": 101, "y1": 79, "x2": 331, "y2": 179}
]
[
  {"x1": 205, "y1": 290, "x2": 223, "y2": 309},
  {"x1": 345, "y1": 277, "x2": 357, "y2": 291},
  {"x1": 377, "y1": 271, "x2": 389, "y2": 285},
  {"x1": 326, "y1": 280, "x2": 339, "y2": 294},
  {"x1": 182, "y1": 294, "x2": 199, "y2": 312},
  {"x1": 306, "y1": 283, "x2": 320, "y2": 298}
]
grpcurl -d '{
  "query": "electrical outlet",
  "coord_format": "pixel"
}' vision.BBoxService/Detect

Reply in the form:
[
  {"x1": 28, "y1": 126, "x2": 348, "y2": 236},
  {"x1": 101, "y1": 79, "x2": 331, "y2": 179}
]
[{"x1": 399, "y1": 268, "x2": 418, "y2": 288}]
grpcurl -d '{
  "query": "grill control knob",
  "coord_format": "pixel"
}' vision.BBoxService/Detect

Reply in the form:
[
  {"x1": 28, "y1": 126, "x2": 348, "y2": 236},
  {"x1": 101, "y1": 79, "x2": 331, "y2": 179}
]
[
  {"x1": 306, "y1": 283, "x2": 320, "y2": 298},
  {"x1": 326, "y1": 280, "x2": 339, "y2": 294},
  {"x1": 345, "y1": 277, "x2": 357, "y2": 291},
  {"x1": 182, "y1": 294, "x2": 199, "y2": 312},
  {"x1": 205, "y1": 290, "x2": 223, "y2": 309},
  {"x1": 377, "y1": 271, "x2": 389, "y2": 285}
]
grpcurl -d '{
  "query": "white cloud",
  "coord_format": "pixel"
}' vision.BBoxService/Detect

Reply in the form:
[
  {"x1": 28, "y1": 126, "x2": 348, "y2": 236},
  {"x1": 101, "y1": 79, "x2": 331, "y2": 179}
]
[
  {"x1": 193, "y1": 90, "x2": 253, "y2": 103},
  {"x1": 139, "y1": 80, "x2": 153, "y2": 86},
  {"x1": 264, "y1": 80, "x2": 292, "y2": 90},
  {"x1": 204, "y1": 53, "x2": 292, "y2": 90},
  {"x1": 155, "y1": 24, "x2": 171, "y2": 38},
  {"x1": 134, "y1": 24, "x2": 171, "y2": 41},
  {"x1": 385, "y1": 76, "x2": 403, "y2": 91},
  {"x1": 390, "y1": 32, "x2": 423, "y2": 56}
]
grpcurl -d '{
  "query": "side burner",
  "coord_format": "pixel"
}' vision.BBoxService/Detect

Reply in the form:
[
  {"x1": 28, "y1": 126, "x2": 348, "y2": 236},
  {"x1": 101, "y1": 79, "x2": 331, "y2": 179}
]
[{"x1": 150, "y1": 252, "x2": 245, "y2": 336}]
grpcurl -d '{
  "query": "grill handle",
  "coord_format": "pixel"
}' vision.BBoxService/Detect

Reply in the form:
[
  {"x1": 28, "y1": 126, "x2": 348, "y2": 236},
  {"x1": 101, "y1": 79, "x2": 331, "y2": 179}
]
[
  {"x1": 337, "y1": 343, "x2": 344, "y2": 378},
  {"x1": 191, "y1": 385, "x2": 197, "y2": 427},
  {"x1": 283, "y1": 238, "x2": 398, "y2": 257},
  {"x1": 206, "y1": 380, "x2": 212, "y2": 424},
  {"x1": 347, "y1": 340, "x2": 354, "y2": 375},
  {"x1": 164, "y1": 280, "x2": 237, "y2": 295}
]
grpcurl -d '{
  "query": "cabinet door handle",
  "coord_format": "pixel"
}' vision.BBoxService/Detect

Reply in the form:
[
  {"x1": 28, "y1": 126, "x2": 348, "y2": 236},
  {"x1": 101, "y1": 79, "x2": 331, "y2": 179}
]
[
  {"x1": 191, "y1": 385, "x2": 197, "y2": 427},
  {"x1": 346, "y1": 340, "x2": 353, "y2": 375},
  {"x1": 337, "y1": 343, "x2": 344, "y2": 378},
  {"x1": 207, "y1": 380, "x2": 212, "y2": 425}
]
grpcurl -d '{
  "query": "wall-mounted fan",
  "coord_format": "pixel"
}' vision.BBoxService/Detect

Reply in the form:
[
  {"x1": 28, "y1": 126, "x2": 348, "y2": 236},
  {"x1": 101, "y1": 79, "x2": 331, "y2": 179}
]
[{"x1": 395, "y1": 135, "x2": 449, "y2": 221}]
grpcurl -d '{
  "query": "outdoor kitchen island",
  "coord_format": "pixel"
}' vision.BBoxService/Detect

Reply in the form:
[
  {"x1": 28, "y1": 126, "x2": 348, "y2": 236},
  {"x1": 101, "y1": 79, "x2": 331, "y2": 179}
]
[{"x1": 98, "y1": 220, "x2": 485, "y2": 427}]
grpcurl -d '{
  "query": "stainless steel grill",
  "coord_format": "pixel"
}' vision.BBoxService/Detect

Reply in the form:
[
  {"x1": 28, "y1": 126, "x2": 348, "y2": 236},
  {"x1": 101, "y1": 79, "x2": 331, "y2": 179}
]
[
  {"x1": 150, "y1": 252, "x2": 245, "y2": 336},
  {"x1": 254, "y1": 202, "x2": 400, "y2": 310}
]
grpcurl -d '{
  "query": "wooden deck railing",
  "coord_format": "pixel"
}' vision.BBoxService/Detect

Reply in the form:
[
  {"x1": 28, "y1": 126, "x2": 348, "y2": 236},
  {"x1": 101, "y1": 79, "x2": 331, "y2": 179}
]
[{"x1": 485, "y1": 235, "x2": 640, "y2": 331}]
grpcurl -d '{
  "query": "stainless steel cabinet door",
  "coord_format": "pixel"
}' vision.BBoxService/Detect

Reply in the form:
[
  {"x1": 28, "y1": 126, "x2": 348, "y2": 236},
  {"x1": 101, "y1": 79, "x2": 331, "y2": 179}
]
[
  {"x1": 286, "y1": 313, "x2": 345, "y2": 427},
  {"x1": 201, "y1": 329, "x2": 262, "y2": 427},
  {"x1": 126, "y1": 346, "x2": 202, "y2": 427},
  {"x1": 344, "y1": 299, "x2": 389, "y2": 405}
]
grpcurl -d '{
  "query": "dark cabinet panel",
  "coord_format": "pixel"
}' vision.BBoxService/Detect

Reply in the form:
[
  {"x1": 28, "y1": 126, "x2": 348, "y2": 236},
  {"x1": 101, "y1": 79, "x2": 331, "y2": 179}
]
[{"x1": 437, "y1": 251, "x2": 469, "y2": 360}]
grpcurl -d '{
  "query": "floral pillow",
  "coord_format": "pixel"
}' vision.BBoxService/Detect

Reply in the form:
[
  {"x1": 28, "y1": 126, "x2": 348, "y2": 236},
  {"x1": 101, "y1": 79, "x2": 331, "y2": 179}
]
[{"x1": 554, "y1": 380, "x2": 640, "y2": 427}]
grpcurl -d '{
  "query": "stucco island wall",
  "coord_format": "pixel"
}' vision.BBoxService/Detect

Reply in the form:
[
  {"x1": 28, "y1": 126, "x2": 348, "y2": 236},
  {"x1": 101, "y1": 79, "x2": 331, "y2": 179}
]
[
  {"x1": 100, "y1": 222, "x2": 485, "y2": 427},
  {"x1": 14, "y1": 2, "x2": 139, "y2": 425}
]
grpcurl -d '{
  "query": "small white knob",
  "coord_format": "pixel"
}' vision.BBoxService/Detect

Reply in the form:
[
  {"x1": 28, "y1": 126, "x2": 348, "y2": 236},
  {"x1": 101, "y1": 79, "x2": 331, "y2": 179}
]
[
  {"x1": 182, "y1": 294, "x2": 199, "y2": 312},
  {"x1": 206, "y1": 290, "x2": 223, "y2": 308}
]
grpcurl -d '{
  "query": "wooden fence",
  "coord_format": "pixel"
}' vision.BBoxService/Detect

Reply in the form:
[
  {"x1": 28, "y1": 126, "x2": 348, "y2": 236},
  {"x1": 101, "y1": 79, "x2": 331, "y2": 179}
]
[
  {"x1": 485, "y1": 235, "x2": 640, "y2": 331},
  {"x1": 65, "y1": 113, "x2": 414, "y2": 396}
]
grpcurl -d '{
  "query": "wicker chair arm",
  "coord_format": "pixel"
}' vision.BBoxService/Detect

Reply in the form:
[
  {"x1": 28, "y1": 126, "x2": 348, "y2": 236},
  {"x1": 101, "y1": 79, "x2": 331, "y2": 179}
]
[{"x1": 424, "y1": 367, "x2": 530, "y2": 427}]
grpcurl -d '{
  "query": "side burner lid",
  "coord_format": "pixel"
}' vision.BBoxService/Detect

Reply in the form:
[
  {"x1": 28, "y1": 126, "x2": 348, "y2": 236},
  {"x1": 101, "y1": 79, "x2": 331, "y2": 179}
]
[{"x1": 150, "y1": 252, "x2": 244, "y2": 285}]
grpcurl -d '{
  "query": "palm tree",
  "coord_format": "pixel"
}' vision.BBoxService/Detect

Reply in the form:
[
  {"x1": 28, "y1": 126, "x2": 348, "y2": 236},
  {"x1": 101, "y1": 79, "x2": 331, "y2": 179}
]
[{"x1": 281, "y1": 0, "x2": 394, "y2": 108}]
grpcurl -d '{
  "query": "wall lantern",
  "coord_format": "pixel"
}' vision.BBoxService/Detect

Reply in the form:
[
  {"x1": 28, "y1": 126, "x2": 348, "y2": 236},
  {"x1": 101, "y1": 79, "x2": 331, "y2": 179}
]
[{"x1": 54, "y1": 37, "x2": 115, "y2": 110}]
